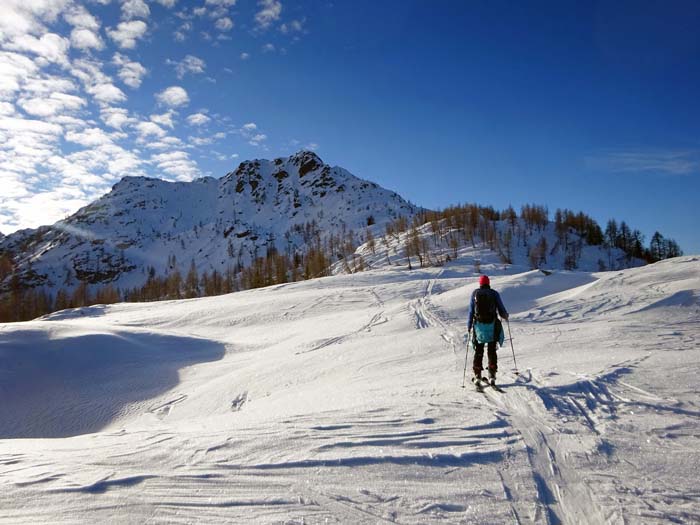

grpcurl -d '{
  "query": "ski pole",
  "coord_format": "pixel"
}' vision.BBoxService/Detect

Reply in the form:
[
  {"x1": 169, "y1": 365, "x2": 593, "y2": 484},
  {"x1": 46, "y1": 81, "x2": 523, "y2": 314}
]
[
  {"x1": 506, "y1": 318, "x2": 519, "y2": 375},
  {"x1": 461, "y1": 329, "x2": 472, "y2": 388}
]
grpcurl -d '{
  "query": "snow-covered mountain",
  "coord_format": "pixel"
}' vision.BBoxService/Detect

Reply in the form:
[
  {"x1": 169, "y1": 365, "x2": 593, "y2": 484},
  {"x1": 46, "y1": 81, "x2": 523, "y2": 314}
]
[
  {"x1": 1, "y1": 255, "x2": 698, "y2": 522},
  {"x1": 0, "y1": 151, "x2": 418, "y2": 293}
]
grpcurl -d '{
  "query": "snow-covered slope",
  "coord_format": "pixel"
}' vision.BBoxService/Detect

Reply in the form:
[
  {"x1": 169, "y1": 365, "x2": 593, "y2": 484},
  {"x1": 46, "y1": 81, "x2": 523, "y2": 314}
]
[
  {"x1": 346, "y1": 218, "x2": 644, "y2": 275},
  {"x1": 1, "y1": 255, "x2": 698, "y2": 524},
  {"x1": 0, "y1": 151, "x2": 418, "y2": 293}
]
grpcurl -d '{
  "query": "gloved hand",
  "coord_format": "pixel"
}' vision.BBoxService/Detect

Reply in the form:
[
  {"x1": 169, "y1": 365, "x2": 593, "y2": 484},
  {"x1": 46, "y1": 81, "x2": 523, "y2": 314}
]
[
  {"x1": 502, "y1": 314, "x2": 509, "y2": 321},
  {"x1": 463, "y1": 331, "x2": 471, "y2": 345}
]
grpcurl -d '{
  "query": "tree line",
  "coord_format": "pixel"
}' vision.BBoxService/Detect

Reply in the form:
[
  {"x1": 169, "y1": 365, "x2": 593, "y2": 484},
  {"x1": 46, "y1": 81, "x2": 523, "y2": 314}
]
[
  {"x1": 0, "y1": 203, "x2": 683, "y2": 323},
  {"x1": 378, "y1": 203, "x2": 682, "y2": 271},
  {"x1": 0, "y1": 221, "x2": 352, "y2": 323}
]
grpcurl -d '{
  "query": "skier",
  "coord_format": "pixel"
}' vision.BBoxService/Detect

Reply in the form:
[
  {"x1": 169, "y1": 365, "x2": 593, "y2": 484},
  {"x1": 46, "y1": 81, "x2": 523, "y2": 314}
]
[{"x1": 467, "y1": 275, "x2": 509, "y2": 386}]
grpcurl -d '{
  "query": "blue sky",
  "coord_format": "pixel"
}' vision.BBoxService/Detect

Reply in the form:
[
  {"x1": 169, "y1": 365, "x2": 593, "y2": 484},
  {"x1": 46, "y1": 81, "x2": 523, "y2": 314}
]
[{"x1": 1, "y1": 1, "x2": 699, "y2": 253}]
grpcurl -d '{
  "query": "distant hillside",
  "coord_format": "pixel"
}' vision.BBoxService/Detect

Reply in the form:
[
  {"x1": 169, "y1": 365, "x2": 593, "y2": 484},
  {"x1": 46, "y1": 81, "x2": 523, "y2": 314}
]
[{"x1": 338, "y1": 204, "x2": 680, "y2": 275}]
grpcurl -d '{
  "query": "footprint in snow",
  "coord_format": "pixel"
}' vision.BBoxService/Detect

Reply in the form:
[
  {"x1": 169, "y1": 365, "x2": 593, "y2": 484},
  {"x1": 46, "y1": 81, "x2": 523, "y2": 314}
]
[{"x1": 231, "y1": 392, "x2": 248, "y2": 412}]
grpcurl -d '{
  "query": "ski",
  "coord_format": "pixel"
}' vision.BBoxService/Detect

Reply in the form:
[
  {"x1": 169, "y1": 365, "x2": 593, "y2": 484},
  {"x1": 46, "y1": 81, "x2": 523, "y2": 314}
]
[
  {"x1": 487, "y1": 383, "x2": 506, "y2": 394},
  {"x1": 479, "y1": 378, "x2": 505, "y2": 393},
  {"x1": 471, "y1": 377, "x2": 485, "y2": 393}
]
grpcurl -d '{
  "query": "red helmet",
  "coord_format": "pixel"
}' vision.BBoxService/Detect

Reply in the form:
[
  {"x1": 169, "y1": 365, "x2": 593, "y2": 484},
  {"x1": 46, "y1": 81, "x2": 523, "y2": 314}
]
[{"x1": 479, "y1": 275, "x2": 490, "y2": 286}]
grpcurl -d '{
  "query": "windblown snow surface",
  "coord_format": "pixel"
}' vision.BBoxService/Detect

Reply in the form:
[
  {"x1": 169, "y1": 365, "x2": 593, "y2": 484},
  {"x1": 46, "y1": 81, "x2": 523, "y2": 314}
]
[{"x1": 1, "y1": 256, "x2": 699, "y2": 524}]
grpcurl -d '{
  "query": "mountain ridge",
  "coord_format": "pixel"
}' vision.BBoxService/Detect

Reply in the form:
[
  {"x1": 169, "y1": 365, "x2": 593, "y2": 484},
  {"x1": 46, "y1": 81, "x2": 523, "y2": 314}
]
[{"x1": 0, "y1": 151, "x2": 419, "y2": 295}]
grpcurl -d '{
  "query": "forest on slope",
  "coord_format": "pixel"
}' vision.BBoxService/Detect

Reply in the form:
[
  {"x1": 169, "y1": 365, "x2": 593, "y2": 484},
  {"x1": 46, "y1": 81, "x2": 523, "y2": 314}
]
[{"x1": 0, "y1": 202, "x2": 682, "y2": 323}]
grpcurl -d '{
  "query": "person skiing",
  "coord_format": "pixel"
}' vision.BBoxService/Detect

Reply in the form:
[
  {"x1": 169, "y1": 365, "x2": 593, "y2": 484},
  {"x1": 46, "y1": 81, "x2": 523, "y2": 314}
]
[{"x1": 467, "y1": 275, "x2": 509, "y2": 386}]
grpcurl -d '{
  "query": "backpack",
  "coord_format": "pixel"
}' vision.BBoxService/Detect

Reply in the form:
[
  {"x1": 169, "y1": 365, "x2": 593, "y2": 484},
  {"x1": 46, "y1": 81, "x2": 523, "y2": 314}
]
[{"x1": 474, "y1": 289, "x2": 496, "y2": 324}]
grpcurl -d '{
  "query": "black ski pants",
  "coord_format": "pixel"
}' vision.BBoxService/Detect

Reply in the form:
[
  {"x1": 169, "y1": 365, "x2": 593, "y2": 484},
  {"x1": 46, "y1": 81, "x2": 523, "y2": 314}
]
[{"x1": 473, "y1": 340, "x2": 497, "y2": 377}]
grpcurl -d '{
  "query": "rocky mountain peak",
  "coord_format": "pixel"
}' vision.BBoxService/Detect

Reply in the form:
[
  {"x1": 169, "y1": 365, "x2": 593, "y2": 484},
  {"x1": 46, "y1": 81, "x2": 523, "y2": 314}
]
[{"x1": 0, "y1": 151, "x2": 419, "y2": 294}]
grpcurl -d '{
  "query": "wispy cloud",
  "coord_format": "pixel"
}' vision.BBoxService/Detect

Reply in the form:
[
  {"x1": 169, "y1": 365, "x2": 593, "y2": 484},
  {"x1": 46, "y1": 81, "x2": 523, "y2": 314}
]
[
  {"x1": 121, "y1": 0, "x2": 150, "y2": 21},
  {"x1": 186, "y1": 112, "x2": 211, "y2": 126},
  {"x1": 113, "y1": 53, "x2": 147, "y2": 88},
  {"x1": 206, "y1": 0, "x2": 237, "y2": 6},
  {"x1": 167, "y1": 54, "x2": 206, "y2": 78},
  {"x1": 587, "y1": 149, "x2": 700, "y2": 176},
  {"x1": 215, "y1": 17, "x2": 233, "y2": 31},
  {"x1": 280, "y1": 18, "x2": 305, "y2": 34},
  {"x1": 255, "y1": 0, "x2": 282, "y2": 30}
]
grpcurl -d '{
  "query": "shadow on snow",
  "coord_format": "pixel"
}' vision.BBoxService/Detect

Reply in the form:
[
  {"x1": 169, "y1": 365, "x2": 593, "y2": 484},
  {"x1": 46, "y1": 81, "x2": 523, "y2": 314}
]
[{"x1": 0, "y1": 328, "x2": 225, "y2": 439}]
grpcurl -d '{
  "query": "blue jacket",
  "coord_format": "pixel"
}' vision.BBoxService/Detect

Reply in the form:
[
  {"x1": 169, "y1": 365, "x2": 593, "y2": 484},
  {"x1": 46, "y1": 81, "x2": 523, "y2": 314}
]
[{"x1": 467, "y1": 285, "x2": 508, "y2": 332}]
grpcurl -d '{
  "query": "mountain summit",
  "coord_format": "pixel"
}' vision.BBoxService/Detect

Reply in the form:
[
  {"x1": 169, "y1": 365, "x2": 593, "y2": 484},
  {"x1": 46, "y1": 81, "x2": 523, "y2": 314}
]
[{"x1": 0, "y1": 151, "x2": 418, "y2": 293}]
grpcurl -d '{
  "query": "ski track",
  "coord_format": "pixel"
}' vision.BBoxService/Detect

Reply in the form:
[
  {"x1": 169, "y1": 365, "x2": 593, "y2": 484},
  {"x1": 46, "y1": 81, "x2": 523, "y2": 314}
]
[
  {"x1": 2, "y1": 258, "x2": 699, "y2": 523},
  {"x1": 412, "y1": 267, "x2": 699, "y2": 525},
  {"x1": 413, "y1": 278, "x2": 600, "y2": 524}
]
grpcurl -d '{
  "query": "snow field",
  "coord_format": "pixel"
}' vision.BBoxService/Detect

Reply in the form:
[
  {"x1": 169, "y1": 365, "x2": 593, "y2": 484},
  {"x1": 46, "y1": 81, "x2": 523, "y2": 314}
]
[{"x1": 1, "y1": 256, "x2": 699, "y2": 523}]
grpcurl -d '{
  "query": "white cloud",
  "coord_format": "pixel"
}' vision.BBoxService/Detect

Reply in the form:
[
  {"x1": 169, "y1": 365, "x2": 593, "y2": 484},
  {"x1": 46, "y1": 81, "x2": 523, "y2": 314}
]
[
  {"x1": 121, "y1": 0, "x2": 150, "y2": 20},
  {"x1": 87, "y1": 83, "x2": 127, "y2": 105},
  {"x1": 71, "y1": 28, "x2": 105, "y2": 51},
  {"x1": 255, "y1": 0, "x2": 281, "y2": 29},
  {"x1": 154, "y1": 0, "x2": 177, "y2": 7},
  {"x1": 100, "y1": 107, "x2": 134, "y2": 130},
  {"x1": 173, "y1": 21, "x2": 192, "y2": 41},
  {"x1": 65, "y1": 127, "x2": 115, "y2": 147},
  {"x1": 0, "y1": 190, "x2": 93, "y2": 233},
  {"x1": 0, "y1": 115, "x2": 62, "y2": 135},
  {"x1": 280, "y1": 18, "x2": 304, "y2": 34},
  {"x1": 262, "y1": 43, "x2": 275, "y2": 53},
  {"x1": 48, "y1": 114, "x2": 88, "y2": 130},
  {"x1": 150, "y1": 110, "x2": 176, "y2": 128},
  {"x1": 249, "y1": 133, "x2": 267, "y2": 146},
  {"x1": 70, "y1": 57, "x2": 111, "y2": 88},
  {"x1": 240, "y1": 52, "x2": 250, "y2": 60},
  {"x1": 23, "y1": 75, "x2": 77, "y2": 96},
  {"x1": 6, "y1": 33, "x2": 70, "y2": 65},
  {"x1": 186, "y1": 113, "x2": 210, "y2": 126},
  {"x1": 18, "y1": 92, "x2": 86, "y2": 118},
  {"x1": 215, "y1": 17, "x2": 233, "y2": 31},
  {"x1": 64, "y1": 5, "x2": 100, "y2": 30},
  {"x1": 151, "y1": 150, "x2": 200, "y2": 180},
  {"x1": 135, "y1": 120, "x2": 167, "y2": 139},
  {"x1": 167, "y1": 55, "x2": 206, "y2": 78},
  {"x1": 0, "y1": 116, "x2": 63, "y2": 191},
  {"x1": 107, "y1": 20, "x2": 148, "y2": 49},
  {"x1": 205, "y1": 0, "x2": 237, "y2": 6},
  {"x1": 113, "y1": 53, "x2": 147, "y2": 88},
  {"x1": 144, "y1": 136, "x2": 183, "y2": 150},
  {"x1": 190, "y1": 135, "x2": 213, "y2": 146},
  {"x1": 0, "y1": 0, "x2": 72, "y2": 42},
  {"x1": 0, "y1": 52, "x2": 39, "y2": 99},
  {"x1": 156, "y1": 86, "x2": 189, "y2": 107},
  {"x1": 586, "y1": 150, "x2": 700, "y2": 176},
  {"x1": 239, "y1": 121, "x2": 268, "y2": 147}
]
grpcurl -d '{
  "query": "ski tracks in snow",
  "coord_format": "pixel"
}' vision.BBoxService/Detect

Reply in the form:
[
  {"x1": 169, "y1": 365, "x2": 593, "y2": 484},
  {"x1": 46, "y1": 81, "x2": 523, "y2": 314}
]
[
  {"x1": 408, "y1": 272, "x2": 464, "y2": 362},
  {"x1": 413, "y1": 273, "x2": 616, "y2": 524}
]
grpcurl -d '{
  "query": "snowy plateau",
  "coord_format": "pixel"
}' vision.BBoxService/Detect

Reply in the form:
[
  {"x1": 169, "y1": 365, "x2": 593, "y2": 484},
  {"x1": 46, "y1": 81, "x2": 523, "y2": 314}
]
[{"x1": 1, "y1": 247, "x2": 699, "y2": 523}]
